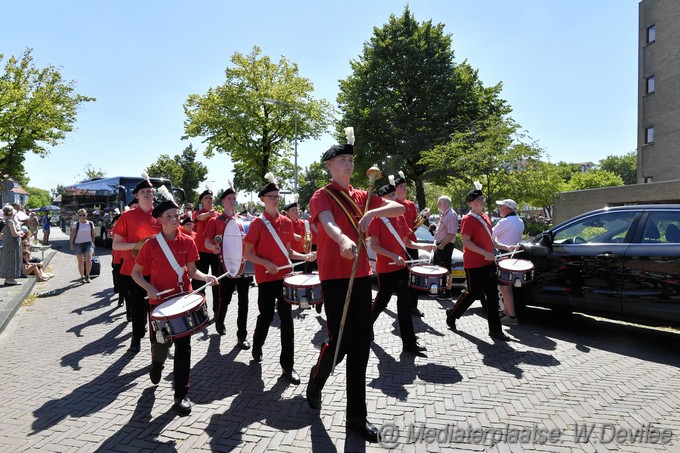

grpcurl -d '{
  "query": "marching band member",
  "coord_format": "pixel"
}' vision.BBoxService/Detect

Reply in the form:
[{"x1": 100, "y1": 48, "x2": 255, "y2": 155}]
[
  {"x1": 204, "y1": 182, "x2": 252, "y2": 350},
  {"x1": 192, "y1": 187, "x2": 220, "y2": 305},
  {"x1": 305, "y1": 129, "x2": 404, "y2": 443},
  {"x1": 111, "y1": 175, "x2": 161, "y2": 353},
  {"x1": 282, "y1": 195, "x2": 306, "y2": 255},
  {"x1": 180, "y1": 216, "x2": 196, "y2": 239},
  {"x1": 393, "y1": 171, "x2": 424, "y2": 316},
  {"x1": 492, "y1": 199, "x2": 524, "y2": 325},
  {"x1": 369, "y1": 183, "x2": 435, "y2": 354},
  {"x1": 433, "y1": 195, "x2": 458, "y2": 300},
  {"x1": 132, "y1": 197, "x2": 218, "y2": 415},
  {"x1": 244, "y1": 173, "x2": 316, "y2": 385},
  {"x1": 445, "y1": 183, "x2": 510, "y2": 341}
]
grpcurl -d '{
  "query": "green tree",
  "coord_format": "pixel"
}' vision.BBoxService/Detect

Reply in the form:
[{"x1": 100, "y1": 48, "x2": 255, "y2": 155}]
[
  {"x1": 421, "y1": 114, "x2": 542, "y2": 210},
  {"x1": 51, "y1": 184, "x2": 64, "y2": 200},
  {"x1": 337, "y1": 7, "x2": 506, "y2": 209},
  {"x1": 516, "y1": 160, "x2": 567, "y2": 219},
  {"x1": 298, "y1": 161, "x2": 328, "y2": 211},
  {"x1": 146, "y1": 144, "x2": 208, "y2": 204},
  {"x1": 0, "y1": 48, "x2": 95, "y2": 185},
  {"x1": 566, "y1": 170, "x2": 624, "y2": 191},
  {"x1": 184, "y1": 46, "x2": 334, "y2": 193},
  {"x1": 598, "y1": 151, "x2": 637, "y2": 185},
  {"x1": 82, "y1": 162, "x2": 105, "y2": 180},
  {"x1": 25, "y1": 186, "x2": 51, "y2": 209}
]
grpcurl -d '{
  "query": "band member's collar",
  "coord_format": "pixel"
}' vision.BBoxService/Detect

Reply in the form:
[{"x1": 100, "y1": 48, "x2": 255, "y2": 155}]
[
  {"x1": 330, "y1": 179, "x2": 355, "y2": 195},
  {"x1": 262, "y1": 210, "x2": 279, "y2": 221}
]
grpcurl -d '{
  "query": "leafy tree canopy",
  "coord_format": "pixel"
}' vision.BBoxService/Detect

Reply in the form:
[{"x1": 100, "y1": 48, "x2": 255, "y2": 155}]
[
  {"x1": 25, "y1": 186, "x2": 51, "y2": 209},
  {"x1": 146, "y1": 144, "x2": 208, "y2": 205},
  {"x1": 337, "y1": 6, "x2": 507, "y2": 208},
  {"x1": 598, "y1": 151, "x2": 637, "y2": 185},
  {"x1": 184, "y1": 46, "x2": 334, "y2": 193},
  {"x1": 565, "y1": 169, "x2": 623, "y2": 191},
  {"x1": 81, "y1": 162, "x2": 105, "y2": 181},
  {"x1": 0, "y1": 48, "x2": 95, "y2": 185}
]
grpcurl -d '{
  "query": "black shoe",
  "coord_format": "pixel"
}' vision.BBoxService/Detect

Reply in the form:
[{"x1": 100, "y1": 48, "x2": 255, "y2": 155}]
[
  {"x1": 252, "y1": 346, "x2": 262, "y2": 363},
  {"x1": 282, "y1": 367, "x2": 301, "y2": 385},
  {"x1": 306, "y1": 378, "x2": 322, "y2": 409},
  {"x1": 238, "y1": 338, "x2": 251, "y2": 350},
  {"x1": 216, "y1": 324, "x2": 226, "y2": 336},
  {"x1": 347, "y1": 416, "x2": 380, "y2": 443},
  {"x1": 129, "y1": 337, "x2": 141, "y2": 353},
  {"x1": 150, "y1": 361, "x2": 164, "y2": 385},
  {"x1": 489, "y1": 330, "x2": 511, "y2": 341},
  {"x1": 315, "y1": 303, "x2": 323, "y2": 314},
  {"x1": 446, "y1": 312, "x2": 457, "y2": 331},
  {"x1": 403, "y1": 342, "x2": 427, "y2": 354},
  {"x1": 411, "y1": 307, "x2": 424, "y2": 317},
  {"x1": 174, "y1": 396, "x2": 192, "y2": 415}
]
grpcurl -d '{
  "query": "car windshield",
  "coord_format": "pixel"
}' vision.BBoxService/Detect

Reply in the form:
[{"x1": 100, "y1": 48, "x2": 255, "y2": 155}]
[{"x1": 553, "y1": 211, "x2": 636, "y2": 244}]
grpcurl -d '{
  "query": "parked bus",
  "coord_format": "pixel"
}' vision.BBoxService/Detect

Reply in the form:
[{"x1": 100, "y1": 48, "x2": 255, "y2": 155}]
[{"x1": 60, "y1": 176, "x2": 185, "y2": 246}]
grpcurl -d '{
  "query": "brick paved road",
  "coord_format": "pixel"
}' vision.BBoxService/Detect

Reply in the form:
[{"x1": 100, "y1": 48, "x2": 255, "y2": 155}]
[{"x1": 0, "y1": 229, "x2": 679, "y2": 452}]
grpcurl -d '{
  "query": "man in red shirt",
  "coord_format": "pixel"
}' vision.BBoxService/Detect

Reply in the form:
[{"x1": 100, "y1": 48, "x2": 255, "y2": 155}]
[
  {"x1": 132, "y1": 199, "x2": 218, "y2": 415},
  {"x1": 244, "y1": 175, "x2": 315, "y2": 385},
  {"x1": 192, "y1": 189, "x2": 219, "y2": 305},
  {"x1": 204, "y1": 186, "x2": 252, "y2": 350},
  {"x1": 305, "y1": 140, "x2": 404, "y2": 443},
  {"x1": 445, "y1": 186, "x2": 509, "y2": 341},
  {"x1": 112, "y1": 180, "x2": 161, "y2": 353},
  {"x1": 369, "y1": 183, "x2": 435, "y2": 354}
]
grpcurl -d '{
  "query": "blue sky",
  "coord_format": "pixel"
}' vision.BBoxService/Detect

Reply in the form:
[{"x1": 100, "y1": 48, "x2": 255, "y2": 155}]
[{"x1": 3, "y1": 0, "x2": 640, "y2": 202}]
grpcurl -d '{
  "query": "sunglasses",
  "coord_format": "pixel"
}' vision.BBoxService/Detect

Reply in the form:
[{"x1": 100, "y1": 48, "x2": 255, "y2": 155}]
[
  {"x1": 265, "y1": 195, "x2": 281, "y2": 201},
  {"x1": 78, "y1": 214, "x2": 87, "y2": 217}
]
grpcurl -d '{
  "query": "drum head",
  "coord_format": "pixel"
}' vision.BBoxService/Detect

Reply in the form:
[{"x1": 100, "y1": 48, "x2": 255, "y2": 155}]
[
  {"x1": 152, "y1": 293, "x2": 204, "y2": 319},
  {"x1": 222, "y1": 218, "x2": 245, "y2": 277},
  {"x1": 498, "y1": 259, "x2": 534, "y2": 272},
  {"x1": 284, "y1": 273, "x2": 320, "y2": 287},
  {"x1": 410, "y1": 264, "x2": 448, "y2": 277}
]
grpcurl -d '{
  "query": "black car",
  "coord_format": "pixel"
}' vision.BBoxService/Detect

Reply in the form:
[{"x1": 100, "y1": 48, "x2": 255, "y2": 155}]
[{"x1": 519, "y1": 204, "x2": 680, "y2": 326}]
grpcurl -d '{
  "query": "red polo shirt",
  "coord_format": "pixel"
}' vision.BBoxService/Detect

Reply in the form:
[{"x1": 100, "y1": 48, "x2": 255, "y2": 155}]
[
  {"x1": 290, "y1": 217, "x2": 306, "y2": 253},
  {"x1": 192, "y1": 207, "x2": 217, "y2": 254},
  {"x1": 244, "y1": 211, "x2": 294, "y2": 284},
  {"x1": 368, "y1": 215, "x2": 412, "y2": 273},
  {"x1": 398, "y1": 198, "x2": 418, "y2": 241},
  {"x1": 460, "y1": 212, "x2": 494, "y2": 269},
  {"x1": 135, "y1": 231, "x2": 200, "y2": 305},
  {"x1": 310, "y1": 181, "x2": 384, "y2": 282},
  {"x1": 111, "y1": 207, "x2": 161, "y2": 276}
]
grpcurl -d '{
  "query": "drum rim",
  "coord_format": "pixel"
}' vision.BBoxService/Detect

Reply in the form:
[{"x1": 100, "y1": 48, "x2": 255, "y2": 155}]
[
  {"x1": 151, "y1": 293, "x2": 206, "y2": 320},
  {"x1": 410, "y1": 264, "x2": 448, "y2": 277},
  {"x1": 284, "y1": 273, "x2": 321, "y2": 286}
]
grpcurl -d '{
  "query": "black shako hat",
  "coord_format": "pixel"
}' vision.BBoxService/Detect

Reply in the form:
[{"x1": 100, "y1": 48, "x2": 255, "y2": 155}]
[
  {"x1": 393, "y1": 171, "x2": 406, "y2": 186},
  {"x1": 283, "y1": 202, "x2": 298, "y2": 211},
  {"x1": 152, "y1": 200, "x2": 180, "y2": 218},
  {"x1": 179, "y1": 216, "x2": 193, "y2": 225},
  {"x1": 199, "y1": 189, "x2": 213, "y2": 201},
  {"x1": 219, "y1": 188, "x2": 236, "y2": 200},
  {"x1": 376, "y1": 184, "x2": 396, "y2": 197},
  {"x1": 322, "y1": 144, "x2": 354, "y2": 162},
  {"x1": 465, "y1": 189, "x2": 484, "y2": 203},
  {"x1": 258, "y1": 172, "x2": 280, "y2": 198},
  {"x1": 133, "y1": 179, "x2": 153, "y2": 194}
]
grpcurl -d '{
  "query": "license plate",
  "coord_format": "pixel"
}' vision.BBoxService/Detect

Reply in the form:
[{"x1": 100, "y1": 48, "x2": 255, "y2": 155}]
[{"x1": 451, "y1": 270, "x2": 466, "y2": 278}]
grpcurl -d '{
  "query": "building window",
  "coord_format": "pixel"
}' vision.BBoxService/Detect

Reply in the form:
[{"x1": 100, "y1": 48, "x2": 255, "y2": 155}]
[
  {"x1": 645, "y1": 127, "x2": 654, "y2": 144},
  {"x1": 646, "y1": 76, "x2": 655, "y2": 94},
  {"x1": 647, "y1": 25, "x2": 656, "y2": 43}
]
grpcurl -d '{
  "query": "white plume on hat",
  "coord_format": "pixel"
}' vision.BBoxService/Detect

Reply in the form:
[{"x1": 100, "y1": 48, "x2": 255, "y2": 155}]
[
  {"x1": 157, "y1": 185, "x2": 175, "y2": 203},
  {"x1": 141, "y1": 171, "x2": 151, "y2": 185},
  {"x1": 388, "y1": 174, "x2": 395, "y2": 186},
  {"x1": 227, "y1": 178, "x2": 235, "y2": 191},
  {"x1": 398, "y1": 171, "x2": 405, "y2": 179},
  {"x1": 264, "y1": 172, "x2": 278, "y2": 185},
  {"x1": 473, "y1": 181, "x2": 483, "y2": 191},
  {"x1": 293, "y1": 193, "x2": 299, "y2": 202},
  {"x1": 344, "y1": 127, "x2": 355, "y2": 145},
  {"x1": 205, "y1": 181, "x2": 214, "y2": 193}
]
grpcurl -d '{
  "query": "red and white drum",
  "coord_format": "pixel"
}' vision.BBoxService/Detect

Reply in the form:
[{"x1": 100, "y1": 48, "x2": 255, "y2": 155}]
[
  {"x1": 497, "y1": 258, "x2": 534, "y2": 287},
  {"x1": 409, "y1": 264, "x2": 448, "y2": 295},
  {"x1": 220, "y1": 218, "x2": 246, "y2": 277},
  {"x1": 283, "y1": 272, "x2": 323, "y2": 309},
  {"x1": 151, "y1": 293, "x2": 210, "y2": 342}
]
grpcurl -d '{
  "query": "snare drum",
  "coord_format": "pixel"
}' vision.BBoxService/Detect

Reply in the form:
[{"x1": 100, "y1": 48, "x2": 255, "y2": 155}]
[
  {"x1": 151, "y1": 293, "x2": 210, "y2": 342},
  {"x1": 409, "y1": 265, "x2": 448, "y2": 295},
  {"x1": 497, "y1": 258, "x2": 534, "y2": 287},
  {"x1": 283, "y1": 273, "x2": 323, "y2": 309},
  {"x1": 220, "y1": 218, "x2": 246, "y2": 277}
]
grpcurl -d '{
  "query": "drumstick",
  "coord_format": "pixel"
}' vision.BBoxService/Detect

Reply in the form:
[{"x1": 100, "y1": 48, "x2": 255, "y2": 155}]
[
  {"x1": 188, "y1": 271, "x2": 232, "y2": 296},
  {"x1": 388, "y1": 258, "x2": 428, "y2": 265},
  {"x1": 496, "y1": 249, "x2": 525, "y2": 259},
  {"x1": 509, "y1": 243, "x2": 521, "y2": 260},
  {"x1": 144, "y1": 288, "x2": 174, "y2": 300},
  {"x1": 269, "y1": 261, "x2": 305, "y2": 273}
]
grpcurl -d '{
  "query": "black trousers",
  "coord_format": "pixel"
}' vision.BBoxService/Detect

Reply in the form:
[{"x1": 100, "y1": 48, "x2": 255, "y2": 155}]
[
  {"x1": 310, "y1": 277, "x2": 372, "y2": 419},
  {"x1": 371, "y1": 268, "x2": 416, "y2": 345},
  {"x1": 120, "y1": 274, "x2": 149, "y2": 340},
  {"x1": 194, "y1": 251, "x2": 220, "y2": 303},
  {"x1": 253, "y1": 280, "x2": 294, "y2": 370},
  {"x1": 150, "y1": 324, "x2": 191, "y2": 399},
  {"x1": 115, "y1": 260, "x2": 131, "y2": 318},
  {"x1": 405, "y1": 247, "x2": 420, "y2": 309},
  {"x1": 446, "y1": 264, "x2": 502, "y2": 333},
  {"x1": 216, "y1": 272, "x2": 251, "y2": 341}
]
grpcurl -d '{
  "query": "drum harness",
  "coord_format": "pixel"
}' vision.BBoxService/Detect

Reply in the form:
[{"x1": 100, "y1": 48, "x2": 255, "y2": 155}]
[
  {"x1": 260, "y1": 215, "x2": 293, "y2": 270},
  {"x1": 155, "y1": 232, "x2": 186, "y2": 291}
]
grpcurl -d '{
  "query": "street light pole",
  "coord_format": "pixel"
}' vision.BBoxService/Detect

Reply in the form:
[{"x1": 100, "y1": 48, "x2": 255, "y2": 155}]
[{"x1": 264, "y1": 98, "x2": 298, "y2": 193}]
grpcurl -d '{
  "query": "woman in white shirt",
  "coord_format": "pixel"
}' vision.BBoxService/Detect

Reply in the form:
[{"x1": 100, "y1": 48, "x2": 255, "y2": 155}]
[{"x1": 70, "y1": 209, "x2": 96, "y2": 283}]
